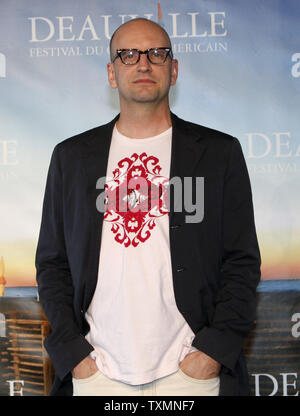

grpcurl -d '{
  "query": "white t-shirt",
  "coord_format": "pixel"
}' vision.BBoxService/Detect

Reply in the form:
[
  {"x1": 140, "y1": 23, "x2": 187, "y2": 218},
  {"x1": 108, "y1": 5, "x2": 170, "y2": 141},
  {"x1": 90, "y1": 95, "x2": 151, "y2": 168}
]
[{"x1": 85, "y1": 124, "x2": 197, "y2": 385}]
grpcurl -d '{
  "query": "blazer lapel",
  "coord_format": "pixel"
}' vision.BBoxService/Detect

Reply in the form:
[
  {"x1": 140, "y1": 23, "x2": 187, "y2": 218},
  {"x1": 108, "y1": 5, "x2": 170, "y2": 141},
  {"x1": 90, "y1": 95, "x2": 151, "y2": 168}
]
[
  {"x1": 81, "y1": 114, "x2": 119, "y2": 310},
  {"x1": 169, "y1": 113, "x2": 207, "y2": 224}
]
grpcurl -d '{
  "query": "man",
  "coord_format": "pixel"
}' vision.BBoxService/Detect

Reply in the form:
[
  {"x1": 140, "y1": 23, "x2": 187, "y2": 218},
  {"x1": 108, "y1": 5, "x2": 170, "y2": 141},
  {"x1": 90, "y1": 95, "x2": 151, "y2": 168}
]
[{"x1": 36, "y1": 18, "x2": 261, "y2": 396}]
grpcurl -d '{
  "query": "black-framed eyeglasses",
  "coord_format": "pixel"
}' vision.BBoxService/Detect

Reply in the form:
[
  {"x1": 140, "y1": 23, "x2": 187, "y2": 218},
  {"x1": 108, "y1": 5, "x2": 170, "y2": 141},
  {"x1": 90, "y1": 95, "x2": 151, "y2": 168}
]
[{"x1": 112, "y1": 47, "x2": 173, "y2": 65}]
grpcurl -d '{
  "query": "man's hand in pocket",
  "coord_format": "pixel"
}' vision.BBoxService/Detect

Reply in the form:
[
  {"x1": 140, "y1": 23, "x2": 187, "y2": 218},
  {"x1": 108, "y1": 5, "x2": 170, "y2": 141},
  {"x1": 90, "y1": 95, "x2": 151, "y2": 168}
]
[
  {"x1": 179, "y1": 350, "x2": 221, "y2": 380},
  {"x1": 72, "y1": 356, "x2": 98, "y2": 379}
]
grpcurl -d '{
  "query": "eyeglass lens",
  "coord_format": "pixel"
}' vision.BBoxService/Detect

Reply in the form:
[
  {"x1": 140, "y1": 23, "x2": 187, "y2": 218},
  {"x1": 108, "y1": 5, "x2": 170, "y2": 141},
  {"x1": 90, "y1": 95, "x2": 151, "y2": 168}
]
[{"x1": 120, "y1": 48, "x2": 169, "y2": 64}]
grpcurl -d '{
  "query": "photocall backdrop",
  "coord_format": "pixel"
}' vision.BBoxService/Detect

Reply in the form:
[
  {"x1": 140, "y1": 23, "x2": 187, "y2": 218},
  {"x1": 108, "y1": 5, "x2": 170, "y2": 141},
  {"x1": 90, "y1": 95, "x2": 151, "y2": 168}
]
[{"x1": 0, "y1": 0, "x2": 299, "y2": 396}]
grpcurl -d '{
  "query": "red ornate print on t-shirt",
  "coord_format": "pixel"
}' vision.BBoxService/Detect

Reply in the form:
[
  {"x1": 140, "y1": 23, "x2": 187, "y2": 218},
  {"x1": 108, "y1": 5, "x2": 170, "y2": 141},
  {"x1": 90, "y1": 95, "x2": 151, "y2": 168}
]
[{"x1": 104, "y1": 152, "x2": 169, "y2": 247}]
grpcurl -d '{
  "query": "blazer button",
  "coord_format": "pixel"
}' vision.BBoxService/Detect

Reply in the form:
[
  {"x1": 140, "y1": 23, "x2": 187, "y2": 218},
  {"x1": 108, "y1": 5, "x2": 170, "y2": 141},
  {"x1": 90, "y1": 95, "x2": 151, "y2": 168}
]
[
  {"x1": 171, "y1": 224, "x2": 181, "y2": 229},
  {"x1": 176, "y1": 266, "x2": 186, "y2": 273}
]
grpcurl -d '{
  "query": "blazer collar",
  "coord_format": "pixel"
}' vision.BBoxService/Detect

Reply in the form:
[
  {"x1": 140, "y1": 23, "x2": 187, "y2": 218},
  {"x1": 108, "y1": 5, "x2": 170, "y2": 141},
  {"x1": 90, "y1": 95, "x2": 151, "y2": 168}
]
[
  {"x1": 170, "y1": 112, "x2": 206, "y2": 180},
  {"x1": 169, "y1": 112, "x2": 207, "y2": 223},
  {"x1": 83, "y1": 113, "x2": 119, "y2": 192}
]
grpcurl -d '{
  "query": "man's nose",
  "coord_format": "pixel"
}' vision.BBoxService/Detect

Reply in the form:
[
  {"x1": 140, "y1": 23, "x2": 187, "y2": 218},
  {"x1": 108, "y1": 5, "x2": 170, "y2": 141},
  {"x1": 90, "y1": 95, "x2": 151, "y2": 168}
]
[{"x1": 136, "y1": 53, "x2": 152, "y2": 71}]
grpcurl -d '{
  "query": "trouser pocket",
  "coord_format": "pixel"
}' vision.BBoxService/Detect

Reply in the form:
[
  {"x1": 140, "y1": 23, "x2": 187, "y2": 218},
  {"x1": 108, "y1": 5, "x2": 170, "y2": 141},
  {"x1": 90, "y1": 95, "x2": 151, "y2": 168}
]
[
  {"x1": 72, "y1": 371, "x2": 102, "y2": 396},
  {"x1": 177, "y1": 368, "x2": 220, "y2": 395}
]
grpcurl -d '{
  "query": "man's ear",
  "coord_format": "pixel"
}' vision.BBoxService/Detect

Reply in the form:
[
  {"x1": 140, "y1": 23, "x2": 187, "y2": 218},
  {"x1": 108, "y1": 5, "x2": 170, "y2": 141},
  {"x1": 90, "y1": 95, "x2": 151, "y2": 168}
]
[
  {"x1": 107, "y1": 62, "x2": 118, "y2": 89},
  {"x1": 170, "y1": 59, "x2": 178, "y2": 86}
]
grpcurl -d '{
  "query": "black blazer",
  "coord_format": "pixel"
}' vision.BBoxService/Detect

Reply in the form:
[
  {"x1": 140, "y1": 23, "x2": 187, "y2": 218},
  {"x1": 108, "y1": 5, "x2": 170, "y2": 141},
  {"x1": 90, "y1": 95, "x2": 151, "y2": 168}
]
[{"x1": 36, "y1": 113, "x2": 261, "y2": 396}]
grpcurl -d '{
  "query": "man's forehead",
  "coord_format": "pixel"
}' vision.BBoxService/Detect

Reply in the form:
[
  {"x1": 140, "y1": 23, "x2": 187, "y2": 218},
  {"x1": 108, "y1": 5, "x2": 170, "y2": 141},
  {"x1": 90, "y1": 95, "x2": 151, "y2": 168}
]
[{"x1": 111, "y1": 19, "x2": 171, "y2": 49}]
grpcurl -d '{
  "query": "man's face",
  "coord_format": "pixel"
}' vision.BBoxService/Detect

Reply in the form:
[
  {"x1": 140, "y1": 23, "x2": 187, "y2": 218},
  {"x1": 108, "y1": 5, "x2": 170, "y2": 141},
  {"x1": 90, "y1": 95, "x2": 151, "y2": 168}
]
[{"x1": 107, "y1": 20, "x2": 178, "y2": 106}]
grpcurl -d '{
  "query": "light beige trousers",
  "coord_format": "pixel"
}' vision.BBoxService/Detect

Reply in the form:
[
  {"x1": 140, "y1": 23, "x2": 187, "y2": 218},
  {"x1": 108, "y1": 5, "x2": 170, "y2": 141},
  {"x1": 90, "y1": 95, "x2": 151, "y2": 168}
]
[{"x1": 72, "y1": 369, "x2": 220, "y2": 396}]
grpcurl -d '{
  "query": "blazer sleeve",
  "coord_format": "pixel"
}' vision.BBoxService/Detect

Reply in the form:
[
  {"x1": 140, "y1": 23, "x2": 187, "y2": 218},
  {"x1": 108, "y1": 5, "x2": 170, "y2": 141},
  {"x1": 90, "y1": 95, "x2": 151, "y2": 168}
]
[
  {"x1": 192, "y1": 137, "x2": 261, "y2": 372},
  {"x1": 35, "y1": 144, "x2": 94, "y2": 381}
]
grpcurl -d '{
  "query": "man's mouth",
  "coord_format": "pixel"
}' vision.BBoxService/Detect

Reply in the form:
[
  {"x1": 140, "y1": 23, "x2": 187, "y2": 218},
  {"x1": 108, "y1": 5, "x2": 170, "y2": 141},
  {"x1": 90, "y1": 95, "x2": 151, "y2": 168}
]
[{"x1": 133, "y1": 79, "x2": 156, "y2": 84}]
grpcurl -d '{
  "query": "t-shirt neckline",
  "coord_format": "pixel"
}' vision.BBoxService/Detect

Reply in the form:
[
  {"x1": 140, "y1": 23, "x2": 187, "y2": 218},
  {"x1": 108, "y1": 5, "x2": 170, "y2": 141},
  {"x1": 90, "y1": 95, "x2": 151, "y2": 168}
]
[{"x1": 113, "y1": 124, "x2": 172, "y2": 144}]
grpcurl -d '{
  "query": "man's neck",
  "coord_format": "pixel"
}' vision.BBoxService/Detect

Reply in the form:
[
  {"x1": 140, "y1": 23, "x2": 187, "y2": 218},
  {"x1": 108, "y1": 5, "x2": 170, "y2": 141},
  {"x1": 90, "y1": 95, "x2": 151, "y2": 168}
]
[{"x1": 116, "y1": 104, "x2": 172, "y2": 139}]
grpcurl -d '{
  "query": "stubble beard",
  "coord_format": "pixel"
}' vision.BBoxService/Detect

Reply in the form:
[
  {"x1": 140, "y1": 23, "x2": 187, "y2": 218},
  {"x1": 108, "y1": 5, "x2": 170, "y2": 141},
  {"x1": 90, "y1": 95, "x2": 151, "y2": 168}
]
[{"x1": 125, "y1": 82, "x2": 171, "y2": 106}]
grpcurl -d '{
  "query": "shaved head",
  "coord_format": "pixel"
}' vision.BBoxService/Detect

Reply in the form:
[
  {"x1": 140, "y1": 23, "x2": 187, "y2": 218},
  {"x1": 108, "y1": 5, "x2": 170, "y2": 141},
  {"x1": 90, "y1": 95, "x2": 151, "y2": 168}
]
[{"x1": 109, "y1": 18, "x2": 172, "y2": 61}]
